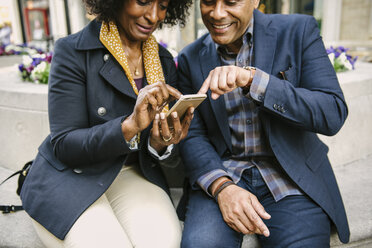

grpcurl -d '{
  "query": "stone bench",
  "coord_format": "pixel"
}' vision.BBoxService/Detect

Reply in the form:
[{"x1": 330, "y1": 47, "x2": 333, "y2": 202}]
[
  {"x1": 1, "y1": 155, "x2": 371, "y2": 247},
  {"x1": 1, "y1": 62, "x2": 372, "y2": 247}
]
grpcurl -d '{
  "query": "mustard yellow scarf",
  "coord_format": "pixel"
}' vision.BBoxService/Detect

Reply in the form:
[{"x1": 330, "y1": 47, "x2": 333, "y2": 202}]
[{"x1": 100, "y1": 21, "x2": 169, "y2": 112}]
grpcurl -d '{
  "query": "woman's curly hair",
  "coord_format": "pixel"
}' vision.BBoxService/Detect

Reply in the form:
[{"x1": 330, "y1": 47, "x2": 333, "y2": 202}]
[{"x1": 82, "y1": 0, "x2": 193, "y2": 28}]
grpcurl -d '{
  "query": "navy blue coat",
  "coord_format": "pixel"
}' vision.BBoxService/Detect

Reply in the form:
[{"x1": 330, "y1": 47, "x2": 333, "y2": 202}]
[
  {"x1": 20, "y1": 20, "x2": 179, "y2": 240},
  {"x1": 177, "y1": 10, "x2": 350, "y2": 243}
]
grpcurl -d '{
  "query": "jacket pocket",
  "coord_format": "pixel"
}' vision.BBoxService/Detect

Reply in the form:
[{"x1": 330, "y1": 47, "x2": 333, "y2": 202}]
[
  {"x1": 279, "y1": 65, "x2": 297, "y2": 84},
  {"x1": 306, "y1": 142, "x2": 329, "y2": 172},
  {"x1": 39, "y1": 142, "x2": 69, "y2": 171}
]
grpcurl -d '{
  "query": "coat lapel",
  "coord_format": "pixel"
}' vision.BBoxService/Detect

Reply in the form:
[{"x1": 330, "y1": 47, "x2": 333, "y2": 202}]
[
  {"x1": 75, "y1": 20, "x2": 137, "y2": 100},
  {"x1": 99, "y1": 57, "x2": 137, "y2": 100},
  {"x1": 200, "y1": 36, "x2": 232, "y2": 151},
  {"x1": 252, "y1": 10, "x2": 277, "y2": 73},
  {"x1": 252, "y1": 10, "x2": 277, "y2": 136}
]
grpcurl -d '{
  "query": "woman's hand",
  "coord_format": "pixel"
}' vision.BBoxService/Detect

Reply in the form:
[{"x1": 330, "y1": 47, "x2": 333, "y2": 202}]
[
  {"x1": 150, "y1": 106, "x2": 194, "y2": 153},
  {"x1": 121, "y1": 81, "x2": 181, "y2": 141}
]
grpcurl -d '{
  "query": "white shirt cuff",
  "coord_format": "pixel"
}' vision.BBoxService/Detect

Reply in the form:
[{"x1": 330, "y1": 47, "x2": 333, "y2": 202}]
[
  {"x1": 147, "y1": 138, "x2": 174, "y2": 160},
  {"x1": 125, "y1": 133, "x2": 139, "y2": 150}
]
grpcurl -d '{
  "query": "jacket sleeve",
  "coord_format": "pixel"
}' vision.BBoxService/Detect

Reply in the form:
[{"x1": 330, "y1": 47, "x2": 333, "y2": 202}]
[
  {"x1": 261, "y1": 16, "x2": 348, "y2": 136},
  {"x1": 48, "y1": 38, "x2": 132, "y2": 168},
  {"x1": 177, "y1": 52, "x2": 227, "y2": 189}
]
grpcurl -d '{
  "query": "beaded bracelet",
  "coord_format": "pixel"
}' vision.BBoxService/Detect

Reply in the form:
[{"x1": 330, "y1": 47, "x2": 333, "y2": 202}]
[{"x1": 214, "y1": 180, "x2": 235, "y2": 201}]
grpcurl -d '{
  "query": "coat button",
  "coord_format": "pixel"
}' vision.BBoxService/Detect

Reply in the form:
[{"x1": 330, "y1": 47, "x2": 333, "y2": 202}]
[
  {"x1": 273, "y1": 104, "x2": 278, "y2": 110},
  {"x1": 103, "y1": 54, "x2": 110, "y2": 62},
  {"x1": 98, "y1": 107, "x2": 106, "y2": 116},
  {"x1": 73, "y1": 168, "x2": 83, "y2": 174}
]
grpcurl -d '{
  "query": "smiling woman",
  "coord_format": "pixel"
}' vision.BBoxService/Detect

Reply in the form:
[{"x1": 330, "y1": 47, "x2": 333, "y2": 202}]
[{"x1": 19, "y1": 0, "x2": 193, "y2": 248}]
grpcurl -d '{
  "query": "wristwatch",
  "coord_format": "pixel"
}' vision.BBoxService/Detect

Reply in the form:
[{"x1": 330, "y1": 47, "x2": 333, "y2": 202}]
[{"x1": 241, "y1": 66, "x2": 256, "y2": 92}]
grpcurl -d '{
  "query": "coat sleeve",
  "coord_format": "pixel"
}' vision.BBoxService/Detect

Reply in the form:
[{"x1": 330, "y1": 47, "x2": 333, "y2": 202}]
[
  {"x1": 48, "y1": 38, "x2": 132, "y2": 168},
  {"x1": 262, "y1": 16, "x2": 348, "y2": 136},
  {"x1": 177, "y1": 51, "x2": 227, "y2": 189}
]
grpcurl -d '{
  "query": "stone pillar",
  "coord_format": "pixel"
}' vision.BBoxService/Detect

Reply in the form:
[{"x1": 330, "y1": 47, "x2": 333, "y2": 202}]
[
  {"x1": 340, "y1": 0, "x2": 372, "y2": 41},
  {"x1": 180, "y1": 2, "x2": 196, "y2": 49},
  {"x1": 48, "y1": 0, "x2": 68, "y2": 41},
  {"x1": 67, "y1": 0, "x2": 88, "y2": 34},
  {"x1": 321, "y1": 0, "x2": 342, "y2": 44}
]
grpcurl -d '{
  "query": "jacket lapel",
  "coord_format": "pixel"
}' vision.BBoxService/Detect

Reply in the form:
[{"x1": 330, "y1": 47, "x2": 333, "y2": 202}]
[
  {"x1": 76, "y1": 20, "x2": 137, "y2": 100},
  {"x1": 252, "y1": 10, "x2": 277, "y2": 73},
  {"x1": 252, "y1": 10, "x2": 277, "y2": 136},
  {"x1": 99, "y1": 57, "x2": 137, "y2": 100},
  {"x1": 200, "y1": 36, "x2": 232, "y2": 151}
]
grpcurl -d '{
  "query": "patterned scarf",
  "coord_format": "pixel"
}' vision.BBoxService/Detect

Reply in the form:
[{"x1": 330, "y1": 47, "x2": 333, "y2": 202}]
[{"x1": 99, "y1": 21, "x2": 169, "y2": 112}]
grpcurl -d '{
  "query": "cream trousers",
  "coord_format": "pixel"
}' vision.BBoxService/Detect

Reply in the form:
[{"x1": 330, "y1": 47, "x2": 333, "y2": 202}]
[{"x1": 31, "y1": 166, "x2": 182, "y2": 248}]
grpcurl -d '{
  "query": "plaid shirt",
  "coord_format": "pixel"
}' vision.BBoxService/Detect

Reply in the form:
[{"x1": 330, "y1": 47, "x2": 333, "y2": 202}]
[{"x1": 197, "y1": 18, "x2": 302, "y2": 201}]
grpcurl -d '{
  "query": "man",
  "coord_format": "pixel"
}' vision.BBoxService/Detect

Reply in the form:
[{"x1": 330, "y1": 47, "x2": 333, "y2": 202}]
[{"x1": 177, "y1": 0, "x2": 350, "y2": 247}]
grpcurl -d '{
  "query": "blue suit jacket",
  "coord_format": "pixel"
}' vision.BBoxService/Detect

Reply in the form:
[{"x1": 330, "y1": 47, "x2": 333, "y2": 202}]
[
  {"x1": 177, "y1": 10, "x2": 349, "y2": 243},
  {"x1": 20, "y1": 20, "x2": 179, "y2": 240}
]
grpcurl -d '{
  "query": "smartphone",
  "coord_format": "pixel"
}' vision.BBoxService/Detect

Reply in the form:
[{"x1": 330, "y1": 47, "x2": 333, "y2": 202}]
[{"x1": 166, "y1": 94, "x2": 207, "y2": 125}]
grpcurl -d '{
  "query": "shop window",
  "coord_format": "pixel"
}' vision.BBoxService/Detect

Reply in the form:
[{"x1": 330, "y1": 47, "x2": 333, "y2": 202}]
[{"x1": 19, "y1": 0, "x2": 51, "y2": 49}]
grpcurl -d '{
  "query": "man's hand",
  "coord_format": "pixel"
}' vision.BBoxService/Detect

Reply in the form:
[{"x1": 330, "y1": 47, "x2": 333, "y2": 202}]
[
  {"x1": 198, "y1": 65, "x2": 255, "y2": 100},
  {"x1": 217, "y1": 184, "x2": 271, "y2": 237}
]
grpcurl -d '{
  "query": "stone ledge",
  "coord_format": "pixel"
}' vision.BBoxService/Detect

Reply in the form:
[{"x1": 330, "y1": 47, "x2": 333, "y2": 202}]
[{"x1": 1, "y1": 62, "x2": 372, "y2": 172}]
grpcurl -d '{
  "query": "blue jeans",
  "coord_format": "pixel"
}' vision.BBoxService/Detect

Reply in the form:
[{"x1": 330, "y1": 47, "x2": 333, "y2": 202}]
[{"x1": 181, "y1": 167, "x2": 331, "y2": 248}]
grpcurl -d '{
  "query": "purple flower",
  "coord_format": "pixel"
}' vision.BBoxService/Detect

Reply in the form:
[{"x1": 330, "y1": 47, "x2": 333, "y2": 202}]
[
  {"x1": 327, "y1": 45, "x2": 358, "y2": 72},
  {"x1": 159, "y1": 41, "x2": 168, "y2": 48},
  {"x1": 31, "y1": 57, "x2": 42, "y2": 67},
  {"x1": 26, "y1": 65, "x2": 34, "y2": 73},
  {"x1": 45, "y1": 53, "x2": 53, "y2": 63},
  {"x1": 326, "y1": 46, "x2": 335, "y2": 54}
]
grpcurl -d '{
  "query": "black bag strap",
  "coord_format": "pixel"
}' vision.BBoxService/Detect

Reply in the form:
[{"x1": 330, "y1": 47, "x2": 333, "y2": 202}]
[
  {"x1": 0, "y1": 205, "x2": 23, "y2": 214},
  {"x1": 0, "y1": 169, "x2": 23, "y2": 187},
  {"x1": 0, "y1": 166, "x2": 28, "y2": 214}
]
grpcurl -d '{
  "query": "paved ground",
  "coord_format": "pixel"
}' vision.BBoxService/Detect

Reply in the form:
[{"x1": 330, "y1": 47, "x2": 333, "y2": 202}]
[{"x1": 0, "y1": 166, "x2": 44, "y2": 248}]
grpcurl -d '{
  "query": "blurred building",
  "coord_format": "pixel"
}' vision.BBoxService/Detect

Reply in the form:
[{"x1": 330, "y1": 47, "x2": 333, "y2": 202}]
[
  {"x1": 0, "y1": 0, "x2": 89, "y2": 51},
  {"x1": 1, "y1": 0, "x2": 371, "y2": 58}
]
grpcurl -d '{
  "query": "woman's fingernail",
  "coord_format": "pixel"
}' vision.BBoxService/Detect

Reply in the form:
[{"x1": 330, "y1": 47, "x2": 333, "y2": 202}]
[
  {"x1": 190, "y1": 107, "x2": 195, "y2": 114},
  {"x1": 264, "y1": 230, "x2": 270, "y2": 237},
  {"x1": 160, "y1": 112, "x2": 165, "y2": 119},
  {"x1": 172, "y1": 112, "x2": 178, "y2": 118},
  {"x1": 155, "y1": 114, "x2": 159, "y2": 120}
]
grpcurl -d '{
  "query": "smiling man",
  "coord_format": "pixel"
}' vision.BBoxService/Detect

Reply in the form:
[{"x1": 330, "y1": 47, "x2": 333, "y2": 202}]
[{"x1": 176, "y1": 0, "x2": 350, "y2": 247}]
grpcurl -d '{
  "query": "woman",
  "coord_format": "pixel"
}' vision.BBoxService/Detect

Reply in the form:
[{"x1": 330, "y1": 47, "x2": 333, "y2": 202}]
[{"x1": 20, "y1": 0, "x2": 193, "y2": 247}]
